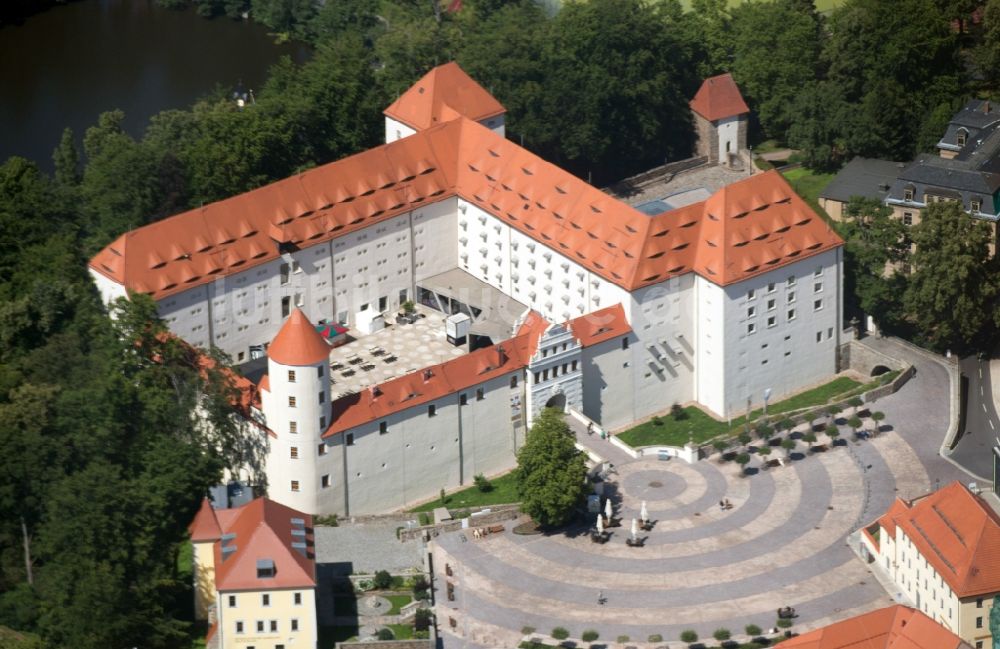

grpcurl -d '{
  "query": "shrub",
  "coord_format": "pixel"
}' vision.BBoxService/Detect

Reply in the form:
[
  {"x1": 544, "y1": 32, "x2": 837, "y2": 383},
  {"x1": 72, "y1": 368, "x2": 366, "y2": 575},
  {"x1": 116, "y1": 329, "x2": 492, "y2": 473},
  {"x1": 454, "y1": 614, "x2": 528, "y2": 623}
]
[
  {"x1": 552, "y1": 627, "x2": 570, "y2": 640},
  {"x1": 376, "y1": 628, "x2": 395, "y2": 641},
  {"x1": 651, "y1": 415, "x2": 664, "y2": 426},
  {"x1": 439, "y1": 487, "x2": 447, "y2": 504},
  {"x1": 872, "y1": 411, "x2": 886, "y2": 427},
  {"x1": 314, "y1": 513, "x2": 339, "y2": 526},
  {"x1": 755, "y1": 424, "x2": 772, "y2": 440},
  {"x1": 474, "y1": 473, "x2": 494, "y2": 492},
  {"x1": 616, "y1": 636, "x2": 630, "y2": 643},
  {"x1": 738, "y1": 431, "x2": 752, "y2": 446},
  {"x1": 414, "y1": 629, "x2": 430, "y2": 639},
  {"x1": 356, "y1": 579, "x2": 374, "y2": 591},
  {"x1": 735, "y1": 453, "x2": 751, "y2": 469},
  {"x1": 713, "y1": 628, "x2": 731, "y2": 641},
  {"x1": 802, "y1": 432, "x2": 817, "y2": 445},
  {"x1": 647, "y1": 633, "x2": 663, "y2": 642},
  {"x1": 781, "y1": 438, "x2": 795, "y2": 451},
  {"x1": 848, "y1": 396, "x2": 864, "y2": 409},
  {"x1": 412, "y1": 575, "x2": 430, "y2": 593},
  {"x1": 671, "y1": 403, "x2": 688, "y2": 420},
  {"x1": 581, "y1": 630, "x2": 599, "y2": 641},
  {"x1": 712, "y1": 439, "x2": 729, "y2": 454},
  {"x1": 778, "y1": 417, "x2": 795, "y2": 432},
  {"x1": 413, "y1": 589, "x2": 429, "y2": 601},
  {"x1": 679, "y1": 629, "x2": 698, "y2": 642},
  {"x1": 776, "y1": 618, "x2": 793, "y2": 628},
  {"x1": 745, "y1": 623, "x2": 762, "y2": 636},
  {"x1": 414, "y1": 608, "x2": 433, "y2": 632},
  {"x1": 372, "y1": 570, "x2": 393, "y2": 590}
]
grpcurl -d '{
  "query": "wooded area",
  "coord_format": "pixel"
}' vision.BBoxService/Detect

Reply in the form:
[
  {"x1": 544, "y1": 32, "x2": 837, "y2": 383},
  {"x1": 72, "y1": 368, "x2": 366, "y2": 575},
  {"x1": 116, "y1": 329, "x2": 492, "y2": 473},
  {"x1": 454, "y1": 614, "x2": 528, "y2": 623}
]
[{"x1": 2, "y1": 0, "x2": 1000, "y2": 646}]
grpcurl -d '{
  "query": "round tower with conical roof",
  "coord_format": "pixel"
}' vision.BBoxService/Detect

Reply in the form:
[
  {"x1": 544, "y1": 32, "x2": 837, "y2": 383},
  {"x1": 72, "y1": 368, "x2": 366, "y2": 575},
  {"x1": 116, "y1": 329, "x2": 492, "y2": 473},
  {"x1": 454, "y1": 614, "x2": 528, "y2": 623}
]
[{"x1": 260, "y1": 308, "x2": 332, "y2": 514}]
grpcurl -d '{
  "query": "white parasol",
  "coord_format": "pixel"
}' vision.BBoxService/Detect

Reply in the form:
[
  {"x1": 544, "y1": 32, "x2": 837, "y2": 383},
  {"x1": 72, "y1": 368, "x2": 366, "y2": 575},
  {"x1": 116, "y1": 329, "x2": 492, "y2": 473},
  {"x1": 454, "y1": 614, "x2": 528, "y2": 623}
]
[
  {"x1": 640, "y1": 501, "x2": 648, "y2": 523},
  {"x1": 596, "y1": 514, "x2": 604, "y2": 535},
  {"x1": 604, "y1": 497, "x2": 613, "y2": 521},
  {"x1": 630, "y1": 517, "x2": 638, "y2": 540}
]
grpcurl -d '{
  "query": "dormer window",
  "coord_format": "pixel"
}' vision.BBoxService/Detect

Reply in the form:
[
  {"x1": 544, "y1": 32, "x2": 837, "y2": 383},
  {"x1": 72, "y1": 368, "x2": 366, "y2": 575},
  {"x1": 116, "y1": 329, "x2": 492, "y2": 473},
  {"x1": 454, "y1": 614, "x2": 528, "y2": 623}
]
[
  {"x1": 971, "y1": 198, "x2": 982, "y2": 212},
  {"x1": 903, "y1": 188, "x2": 914, "y2": 202},
  {"x1": 957, "y1": 130, "x2": 967, "y2": 147},
  {"x1": 257, "y1": 559, "x2": 276, "y2": 579}
]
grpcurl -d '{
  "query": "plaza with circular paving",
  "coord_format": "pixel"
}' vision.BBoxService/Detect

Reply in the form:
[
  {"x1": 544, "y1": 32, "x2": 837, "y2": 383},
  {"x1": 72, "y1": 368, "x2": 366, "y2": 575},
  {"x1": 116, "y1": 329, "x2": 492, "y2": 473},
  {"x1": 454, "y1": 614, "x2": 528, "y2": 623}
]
[{"x1": 430, "y1": 340, "x2": 971, "y2": 648}]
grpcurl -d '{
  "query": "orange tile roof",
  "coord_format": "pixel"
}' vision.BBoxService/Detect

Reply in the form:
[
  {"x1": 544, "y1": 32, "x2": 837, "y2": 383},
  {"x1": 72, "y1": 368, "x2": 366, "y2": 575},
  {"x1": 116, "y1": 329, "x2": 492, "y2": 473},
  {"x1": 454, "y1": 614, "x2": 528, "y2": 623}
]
[
  {"x1": 384, "y1": 62, "x2": 506, "y2": 131},
  {"x1": 883, "y1": 482, "x2": 1000, "y2": 598},
  {"x1": 876, "y1": 497, "x2": 910, "y2": 540},
  {"x1": 322, "y1": 305, "x2": 631, "y2": 436},
  {"x1": 189, "y1": 496, "x2": 222, "y2": 542},
  {"x1": 89, "y1": 68, "x2": 839, "y2": 301},
  {"x1": 267, "y1": 308, "x2": 331, "y2": 366},
  {"x1": 780, "y1": 605, "x2": 967, "y2": 649},
  {"x1": 210, "y1": 497, "x2": 315, "y2": 592},
  {"x1": 690, "y1": 73, "x2": 750, "y2": 122}
]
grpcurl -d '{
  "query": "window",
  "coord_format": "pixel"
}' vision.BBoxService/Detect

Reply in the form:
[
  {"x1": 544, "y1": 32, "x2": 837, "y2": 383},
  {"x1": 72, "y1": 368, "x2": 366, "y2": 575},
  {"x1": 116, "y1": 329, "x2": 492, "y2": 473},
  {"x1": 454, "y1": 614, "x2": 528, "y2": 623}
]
[
  {"x1": 262, "y1": 594, "x2": 270, "y2": 606},
  {"x1": 787, "y1": 309, "x2": 796, "y2": 321},
  {"x1": 378, "y1": 296, "x2": 388, "y2": 311},
  {"x1": 321, "y1": 474, "x2": 330, "y2": 488},
  {"x1": 747, "y1": 289, "x2": 756, "y2": 300},
  {"x1": 977, "y1": 598, "x2": 984, "y2": 608},
  {"x1": 977, "y1": 642, "x2": 983, "y2": 649},
  {"x1": 814, "y1": 299, "x2": 824, "y2": 311},
  {"x1": 257, "y1": 621, "x2": 265, "y2": 633},
  {"x1": 747, "y1": 306, "x2": 756, "y2": 318},
  {"x1": 814, "y1": 281, "x2": 823, "y2": 293},
  {"x1": 289, "y1": 421, "x2": 298, "y2": 434},
  {"x1": 291, "y1": 619, "x2": 299, "y2": 632},
  {"x1": 399, "y1": 288, "x2": 408, "y2": 304},
  {"x1": 788, "y1": 291, "x2": 796, "y2": 303},
  {"x1": 291, "y1": 261, "x2": 300, "y2": 273},
  {"x1": 379, "y1": 421, "x2": 388, "y2": 435},
  {"x1": 622, "y1": 337, "x2": 630, "y2": 350},
  {"x1": 533, "y1": 372, "x2": 540, "y2": 384},
  {"x1": 288, "y1": 370, "x2": 296, "y2": 383},
  {"x1": 816, "y1": 331, "x2": 822, "y2": 343},
  {"x1": 460, "y1": 393, "x2": 468, "y2": 405},
  {"x1": 346, "y1": 433, "x2": 354, "y2": 446},
  {"x1": 767, "y1": 282, "x2": 776, "y2": 293},
  {"x1": 319, "y1": 416, "x2": 326, "y2": 429},
  {"x1": 318, "y1": 391, "x2": 325, "y2": 404},
  {"x1": 317, "y1": 366, "x2": 324, "y2": 378},
  {"x1": 237, "y1": 351, "x2": 246, "y2": 362},
  {"x1": 281, "y1": 296, "x2": 291, "y2": 317},
  {"x1": 270, "y1": 620, "x2": 278, "y2": 632},
  {"x1": 291, "y1": 480, "x2": 300, "y2": 492},
  {"x1": 318, "y1": 443, "x2": 326, "y2": 456},
  {"x1": 280, "y1": 263, "x2": 290, "y2": 285},
  {"x1": 571, "y1": 360, "x2": 578, "y2": 371},
  {"x1": 288, "y1": 396, "x2": 296, "y2": 408},
  {"x1": 747, "y1": 323, "x2": 756, "y2": 335},
  {"x1": 510, "y1": 375, "x2": 518, "y2": 388},
  {"x1": 767, "y1": 316, "x2": 776, "y2": 328},
  {"x1": 290, "y1": 446, "x2": 298, "y2": 459},
  {"x1": 903, "y1": 212, "x2": 913, "y2": 226},
  {"x1": 767, "y1": 298, "x2": 776, "y2": 311},
  {"x1": 903, "y1": 188, "x2": 914, "y2": 202},
  {"x1": 294, "y1": 592, "x2": 302, "y2": 605},
  {"x1": 958, "y1": 131, "x2": 967, "y2": 147},
  {"x1": 428, "y1": 404, "x2": 436, "y2": 417},
  {"x1": 977, "y1": 616, "x2": 983, "y2": 628},
  {"x1": 229, "y1": 595, "x2": 237, "y2": 607},
  {"x1": 542, "y1": 369, "x2": 549, "y2": 381},
  {"x1": 814, "y1": 266, "x2": 822, "y2": 277},
  {"x1": 476, "y1": 388, "x2": 485, "y2": 401},
  {"x1": 786, "y1": 275, "x2": 796, "y2": 286},
  {"x1": 236, "y1": 621, "x2": 244, "y2": 634},
  {"x1": 972, "y1": 199, "x2": 982, "y2": 212}
]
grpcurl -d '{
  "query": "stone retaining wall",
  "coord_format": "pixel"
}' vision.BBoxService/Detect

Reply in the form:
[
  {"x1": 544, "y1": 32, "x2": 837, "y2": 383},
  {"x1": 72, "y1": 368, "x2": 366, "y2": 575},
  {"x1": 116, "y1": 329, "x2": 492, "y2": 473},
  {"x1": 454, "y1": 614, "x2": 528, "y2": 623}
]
[
  {"x1": 838, "y1": 339, "x2": 908, "y2": 377},
  {"x1": 336, "y1": 640, "x2": 431, "y2": 649},
  {"x1": 397, "y1": 506, "x2": 521, "y2": 542}
]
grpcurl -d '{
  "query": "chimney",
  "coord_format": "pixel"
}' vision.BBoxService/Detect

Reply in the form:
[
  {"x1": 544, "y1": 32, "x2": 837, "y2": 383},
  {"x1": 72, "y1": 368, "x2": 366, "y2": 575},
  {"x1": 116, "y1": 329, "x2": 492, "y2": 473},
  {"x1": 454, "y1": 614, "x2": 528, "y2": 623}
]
[
  {"x1": 497, "y1": 345, "x2": 508, "y2": 365},
  {"x1": 370, "y1": 385, "x2": 382, "y2": 398},
  {"x1": 423, "y1": 369, "x2": 434, "y2": 382},
  {"x1": 985, "y1": 100, "x2": 991, "y2": 114}
]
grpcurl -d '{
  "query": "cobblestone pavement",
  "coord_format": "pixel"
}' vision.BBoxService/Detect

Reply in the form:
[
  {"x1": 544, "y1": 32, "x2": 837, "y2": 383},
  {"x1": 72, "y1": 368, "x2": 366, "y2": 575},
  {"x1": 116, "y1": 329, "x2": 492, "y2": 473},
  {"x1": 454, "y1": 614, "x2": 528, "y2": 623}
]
[
  {"x1": 433, "y1": 337, "x2": 966, "y2": 648},
  {"x1": 315, "y1": 521, "x2": 423, "y2": 575}
]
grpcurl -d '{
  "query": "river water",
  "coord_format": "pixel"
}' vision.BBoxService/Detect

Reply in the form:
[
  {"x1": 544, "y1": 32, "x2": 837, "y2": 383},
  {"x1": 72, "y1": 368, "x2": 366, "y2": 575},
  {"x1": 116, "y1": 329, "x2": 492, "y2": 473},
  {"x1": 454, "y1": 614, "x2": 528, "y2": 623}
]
[{"x1": 0, "y1": 0, "x2": 309, "y2": 168}]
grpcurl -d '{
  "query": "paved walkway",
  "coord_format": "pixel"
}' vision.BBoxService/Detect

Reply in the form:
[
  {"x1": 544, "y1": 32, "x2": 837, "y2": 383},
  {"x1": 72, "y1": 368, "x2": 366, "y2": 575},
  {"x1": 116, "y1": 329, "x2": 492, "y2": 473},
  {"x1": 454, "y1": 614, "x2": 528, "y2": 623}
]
[{"x1": 432, "y1": 336, "x2": 967, "y2": 648}]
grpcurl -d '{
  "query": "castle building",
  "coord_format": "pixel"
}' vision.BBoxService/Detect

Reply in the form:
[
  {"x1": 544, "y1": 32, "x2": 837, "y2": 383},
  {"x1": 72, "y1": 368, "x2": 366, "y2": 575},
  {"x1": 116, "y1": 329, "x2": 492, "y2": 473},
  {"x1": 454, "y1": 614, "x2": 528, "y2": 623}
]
[
  {"x1": 860, "y1": 482, "x2": 1000, "y2": 648},
  {"x1": 780, "y1": 604, "x2": 970, "y2": 649},
  {"x1": 690, "y1": 73, "x2": 750, "y2": 168},
  {"x1": 189, "y1": 497, "x2": 317, "y2": 649},
  {"x1": 89, "y1": 63, "x2": 844, "y2": 515}
]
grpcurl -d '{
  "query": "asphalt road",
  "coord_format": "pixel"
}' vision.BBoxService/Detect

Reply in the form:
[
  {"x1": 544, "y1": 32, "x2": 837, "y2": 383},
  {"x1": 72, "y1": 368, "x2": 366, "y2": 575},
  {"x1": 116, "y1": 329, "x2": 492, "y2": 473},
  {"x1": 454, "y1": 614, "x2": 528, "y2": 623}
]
[{"x1": 951, "y1": 355, "x2": 1000, "y2": 480}]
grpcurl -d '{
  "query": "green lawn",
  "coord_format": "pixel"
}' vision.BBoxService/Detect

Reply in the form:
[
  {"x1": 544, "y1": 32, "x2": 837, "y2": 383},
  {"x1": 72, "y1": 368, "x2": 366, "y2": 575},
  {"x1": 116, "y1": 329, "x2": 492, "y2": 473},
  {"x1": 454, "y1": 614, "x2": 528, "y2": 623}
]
[
  {"x1": 386, "y1": 594, "x2": 413, "y2": 615},
  {"x1": 409, "y1": 471, "x2": 520, "y2": 512},
  {"x1": 387, "y1": 623, "x2": 415, "y2": 639},
  {"x1": 617, "y1": 376, "x2": 861, "y2": 448},
  {"x1": 782, "y1": 167, "x2": 836, "y2": 218}
]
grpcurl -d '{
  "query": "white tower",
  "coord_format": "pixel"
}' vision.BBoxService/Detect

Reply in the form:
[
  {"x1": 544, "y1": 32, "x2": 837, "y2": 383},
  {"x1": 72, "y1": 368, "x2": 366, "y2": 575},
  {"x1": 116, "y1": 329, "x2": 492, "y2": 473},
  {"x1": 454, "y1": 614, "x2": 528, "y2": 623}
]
[{"x1": 260, "y1": 308, "x2": 331, "y2": 514}]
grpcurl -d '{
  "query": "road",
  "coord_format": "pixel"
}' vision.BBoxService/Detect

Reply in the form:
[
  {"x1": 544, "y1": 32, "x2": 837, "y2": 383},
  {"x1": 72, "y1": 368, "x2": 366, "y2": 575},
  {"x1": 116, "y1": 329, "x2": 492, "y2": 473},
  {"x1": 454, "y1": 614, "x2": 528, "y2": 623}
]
[{"x1": 951, "y1": 356, "x2": 1000, "y2": 480}]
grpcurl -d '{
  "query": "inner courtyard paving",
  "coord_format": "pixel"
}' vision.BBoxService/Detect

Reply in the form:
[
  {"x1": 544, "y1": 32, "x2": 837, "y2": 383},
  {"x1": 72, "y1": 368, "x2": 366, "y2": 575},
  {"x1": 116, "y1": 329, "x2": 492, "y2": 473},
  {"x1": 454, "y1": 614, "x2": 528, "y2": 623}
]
[{"x1": 430, "y1": 338, "x2": 969, "y2": 648}]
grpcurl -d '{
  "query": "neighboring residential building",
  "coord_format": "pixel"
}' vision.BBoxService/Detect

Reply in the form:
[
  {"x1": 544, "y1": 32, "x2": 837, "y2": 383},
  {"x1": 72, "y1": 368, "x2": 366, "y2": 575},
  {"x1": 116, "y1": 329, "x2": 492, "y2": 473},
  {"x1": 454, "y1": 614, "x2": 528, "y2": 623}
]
[
  {"x1": 860, "y1": 482, "x2": 1000, "y2": 648},
  {"x1": 189, "y1": 496, "x2": 317, "y2": 649},
  {"x1": 818, "y1": 157, "x2": 902, "y2": 221},
  {"x1": 780, "y1": 604, "x2": 971, "y2": 649},
  {"x1": 90, "y1": 62, "x2": 844, "y2": 515},
  {"x1": 690, "y1": 73, "x2": 750, "y2": 168},
  {"x1": 936, "y1": 99, "x2": 1000, "y2": 160}
]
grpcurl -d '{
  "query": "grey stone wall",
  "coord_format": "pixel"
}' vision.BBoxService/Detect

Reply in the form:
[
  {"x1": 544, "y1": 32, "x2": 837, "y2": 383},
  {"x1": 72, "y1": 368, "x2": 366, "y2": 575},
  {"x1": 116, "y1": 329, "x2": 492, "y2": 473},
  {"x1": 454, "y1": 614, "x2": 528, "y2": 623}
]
[
  {"x1": 398, "y1": 506, "x2": 520, "y2": 542},
  {"x1": 337, "y1": 641, "x2": 431, "y2": 649},
  {"x1": 839, "y1": 340, "x2": 907, "y2": 377},
  {"x1": 693, "y1": 113, "x2": 718, "y2": 163}
]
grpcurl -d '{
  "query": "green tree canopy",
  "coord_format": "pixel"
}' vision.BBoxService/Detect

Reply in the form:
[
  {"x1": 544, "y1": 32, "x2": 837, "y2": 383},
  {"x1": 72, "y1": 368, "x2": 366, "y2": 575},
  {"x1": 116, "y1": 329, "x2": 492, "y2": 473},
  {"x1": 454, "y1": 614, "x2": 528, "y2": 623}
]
[{"x1": 516, "y1": 408, "x2": 587, "y2": 527}]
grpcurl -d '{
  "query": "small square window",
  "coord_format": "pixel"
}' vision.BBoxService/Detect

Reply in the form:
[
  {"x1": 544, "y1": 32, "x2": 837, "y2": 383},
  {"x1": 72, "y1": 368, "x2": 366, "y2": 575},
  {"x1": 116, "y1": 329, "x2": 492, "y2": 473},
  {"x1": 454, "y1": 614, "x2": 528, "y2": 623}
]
[
  {"x1": 747, "y1": 289, "x2": 756, "y2": 300},
  {"x1": 747, "y1": 323, "x2": 756, "y2": 335},
  {"x1": 318, "y1": 443, "x2": 326, "y2": 456},
  {"x1": 290, "y1": 446, "x2": 298, "y2": 459},
  {"x1": 229, "y1": 595, "x2": 237, "y2": 607},
  {"x1": 288, "y1": 396, "x2": 297, "y2": 408},
  {"x1": 290, "y1": 480, "x2": 300, "y2": 492},
  {"x1": 317, "y1": 366, "x2": 324, "y2": 378},
  {"x1": 510, "y1": 375, "x2": 518, "y2": 388},
  {"x1": 816, "y1": 331, "x2": 822, "y2": 343},
  {"x1": 972, "y1": 199, "x2": 982, "y2": 212},
  {"x1": 476, "y1": 388, "x2": 485, "y2": 401},
  {"x1": 622, "y1": 337, "x2": 630, "y2": 350},
  {"x1": 976, "y1": 616, "x2": 983, "y2": 629},
  {"x1": 291, "y1": 619, "x2": 299, "y2": 632},
  {"x1": 270, "y1": 620, "x2": 278, "y2": 632},
  {"x1": 814, "y1": 266, "x2": 822, "y2": 277},
  {"x1": 379, "y1": 421, "x2": 388, "y2": 435},
  {"x1": 460, "y1": 393, "x2": 468, "y2": 405},
  {"x1": 903, "y1": 212, "x2": 913, "y2": 226},
  {"x1": 767, "y1": 282, "x2": 776, "y2": 293},
  {"x1": 318, "y1": 391, "x2": 325, "y2": 404},
  {"x1": 767, "y1": 299, "x2": 776, "y2": 311},
  {"x1": 904, "y1": 189, "x2": 914, "y2": 201},
  {"x1": 236, "y1": 621, "x2": 244, "y2": 633},
  {"x1": 428, "y1": 404, "x2": 436, "y2": 417},
  {"x1": 787, "y1": 309, "x2": 796, "y2": 321},
  {"x1": 346, "y1": 433, "x2": 354, "y2": 446},
  {"x1": 788, "y1": 291, "x2": 796, "y2": 303},
  {"x1": 786, "y1": 275, "x2": 796, "y2": 286},
  {"x1": 814, "y1": 282, "x2": 823, "y2": 293},
  {"x1": 262, "y1": 594, "x2": 270, "y2": 607},
  {"x1": 289, "y1": 421, "x2": 298, "y2": 434},
  {"x1": 814, "y1": 299, "x2": 823, "y2": 311},
  {"x1": 747, "y1": 306, "x2": 756, "y2": 318},
  {"x1": 257, "y1": 620, "x2": 265, "y2": 632},
  {"x1": 287, "y1": 370, "x2": 296, "y2": 383},
  {"x1": 321, "y1": 474, "x2": 330, "y2": 488},
  {"x1": 767, "y1": 316, "x2": 776, "y2": 328},
  {"x1": 319, "y1": 416, "x2": 326, "y2": 429},
  {"x1": 571, "y1": 360, "x2": 578, "y2": 371},
  {"x1": 294, "y1": 592, "x2": 302, "y2": 605}
]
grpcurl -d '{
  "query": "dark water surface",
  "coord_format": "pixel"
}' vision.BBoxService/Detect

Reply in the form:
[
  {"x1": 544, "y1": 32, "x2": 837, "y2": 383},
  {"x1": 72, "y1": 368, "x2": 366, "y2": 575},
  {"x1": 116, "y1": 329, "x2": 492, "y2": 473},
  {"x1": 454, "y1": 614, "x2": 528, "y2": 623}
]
[{"x1": 0, "y1": 0, "x2": 309, "y2": 168}]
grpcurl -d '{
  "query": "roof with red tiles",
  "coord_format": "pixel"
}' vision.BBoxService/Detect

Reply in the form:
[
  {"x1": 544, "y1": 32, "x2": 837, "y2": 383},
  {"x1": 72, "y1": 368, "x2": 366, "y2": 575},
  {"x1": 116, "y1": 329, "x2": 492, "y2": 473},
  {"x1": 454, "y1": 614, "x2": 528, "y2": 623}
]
[
  {"x1": 189, "y1": 497, "x2": 222, "y2": 542},
  {"x1": 690, "y1": 73, "x2": 750, "y2": 122},
  {"x1": 267, "y1": 309, "x2": 331, "y2": 366},
  {"x1": 882, "y1": 482, "x2": 1000, "y2": 598},
  {"x1": 89, "y1": 66, "x2": 839, "y2": 302},
  {"x1": 780, "y1": 605, "x2": 967, "y2": 649},
  {"x1": 384, "y1": 62, "x2": 506, "y2": 131},
  {"x1": 322, "y1": 305, "x2": 630, "y2": 436},
  {"x1": 209, "y1": 497, "x2": 315, "y2": 592},
  {"x1": 876, "y1": 497, "x2": 910, "y2": 541}
]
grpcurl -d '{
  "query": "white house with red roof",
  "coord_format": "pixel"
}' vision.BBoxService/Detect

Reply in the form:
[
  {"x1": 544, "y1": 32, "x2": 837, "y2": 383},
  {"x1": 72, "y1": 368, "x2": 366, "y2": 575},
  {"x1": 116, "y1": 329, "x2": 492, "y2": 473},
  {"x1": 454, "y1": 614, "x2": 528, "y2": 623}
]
[
  {"x1": 860, "y1": 481, "x2": 1000, "y2": 648},
  {"x1": 89, "y1": 62, "x2": 844, "y2": 515},
  {"x1": 780, "y1": 604, "x2": 970, "y2": 649},
  {"x1": 690, "y1": 73, "x2": 750, "y2": 168},
  {"x1": 189, "y1": 496, "x2": 317, "y2": 649}
]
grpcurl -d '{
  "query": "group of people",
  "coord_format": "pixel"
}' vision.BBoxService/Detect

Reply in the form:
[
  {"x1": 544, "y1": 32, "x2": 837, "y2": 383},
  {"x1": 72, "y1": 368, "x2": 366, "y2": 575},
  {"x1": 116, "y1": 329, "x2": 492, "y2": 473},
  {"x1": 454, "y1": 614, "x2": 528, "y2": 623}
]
[{"x1": 718, "y1": 498, "x2": 733, "y2": 511}]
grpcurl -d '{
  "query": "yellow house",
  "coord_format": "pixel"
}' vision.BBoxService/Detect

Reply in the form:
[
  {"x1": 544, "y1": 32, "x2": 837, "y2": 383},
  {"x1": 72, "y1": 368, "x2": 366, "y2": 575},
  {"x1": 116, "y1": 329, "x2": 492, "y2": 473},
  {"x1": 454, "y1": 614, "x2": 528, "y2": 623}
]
[
  {"x1": 860, "y1": 482, "x2": 1000, "y2": 649},
  {"x1": 189, "y1": 496, "x2": 317, "y2": 649}
]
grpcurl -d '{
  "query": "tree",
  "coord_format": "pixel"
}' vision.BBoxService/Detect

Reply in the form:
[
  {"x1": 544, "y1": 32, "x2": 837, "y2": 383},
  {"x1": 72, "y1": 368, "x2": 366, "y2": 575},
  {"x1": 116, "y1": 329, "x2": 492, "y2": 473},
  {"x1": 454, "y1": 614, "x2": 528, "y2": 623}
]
[
  {"x1": 735, "y1": 453, "x2": 751, "y2": 475},
  {"x1": 848, "y1": 416, "x2": 863, "y2": 438},
  {"x1": 52, "y1": 128, "x2": 79, "y2": 187},
  {"x1": 712, "y1": 439, "x2": 729, "y2": 459},
  {"x1": 781, "y1": 438, "x2": 796, "y2": 456},
  {"x1": 778, "y1": 418, "x2": 795, "y2": 434},
  {"x1": 872, "y1": 411, "x2": 886, "y2": 431},
  {"x1": 373, "y1": 570, "x2": 393, "y2": 590},
  {"x1": 738, "y1": 431, "x2": 752, "y2": 448},
  {"x1": 802, "y1": 431, "x2": 817, "y2": 450},
  {"x1": 516, "y1": 408, "x2": 587, "y2": 527},
  {"x1": 904, "y1": 202, "x2": 999, "y2": 353},
  {"x1": 826, "y1": 425, "x2": 840, "y2": 445},
  {"x1": 974, "y1": 0, "x2": 1000, "y2": 84},
  {"x1": 755, "y1": 424, "x2": 773, "y2": 441}
]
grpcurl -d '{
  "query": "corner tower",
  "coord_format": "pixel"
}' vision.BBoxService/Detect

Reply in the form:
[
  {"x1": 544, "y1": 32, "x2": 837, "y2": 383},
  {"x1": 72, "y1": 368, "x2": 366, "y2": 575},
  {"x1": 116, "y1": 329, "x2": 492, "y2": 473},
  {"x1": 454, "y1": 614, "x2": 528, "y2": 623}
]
[
  {"x1": 690, "y1": 73, "x2": 750, "y2": 168},
  {"x1": 259, "y1": 309, "x2": 331, "y2": 514}
]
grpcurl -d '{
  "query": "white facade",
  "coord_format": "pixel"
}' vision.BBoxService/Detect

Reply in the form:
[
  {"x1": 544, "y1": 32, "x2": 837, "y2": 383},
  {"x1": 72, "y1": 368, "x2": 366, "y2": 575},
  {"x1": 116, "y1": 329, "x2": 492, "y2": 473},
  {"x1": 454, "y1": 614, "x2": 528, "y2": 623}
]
[
  {"x1": 260, "y1": 354, "x2": 332, "y2": 514},
  {"x1": 385, "y1": 114, "x2": 504, "y2": 145},
  {"x1": 716, "y1": 115, "x2": 741, "y2": 162},
  {"x1": 525, "y1": 323, "x2": 584, "y2": 421}
]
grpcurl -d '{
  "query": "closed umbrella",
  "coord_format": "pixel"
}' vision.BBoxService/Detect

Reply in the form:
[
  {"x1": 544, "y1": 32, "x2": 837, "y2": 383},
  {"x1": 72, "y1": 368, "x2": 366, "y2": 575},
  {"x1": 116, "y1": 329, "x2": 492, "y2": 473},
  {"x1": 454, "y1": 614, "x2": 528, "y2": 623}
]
[
  {"x1": 630, "y1": 517, "x2": 638, "y2": 540},
  {"x1": 640, "y1": 501, "x2": 648, "y2": 524},
  {"x1": 596, "y1": 514, "x2": 604, "y2": 536},
  {"x1": 604, "y1": 498, "x2": 613, "y2": 521}
]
